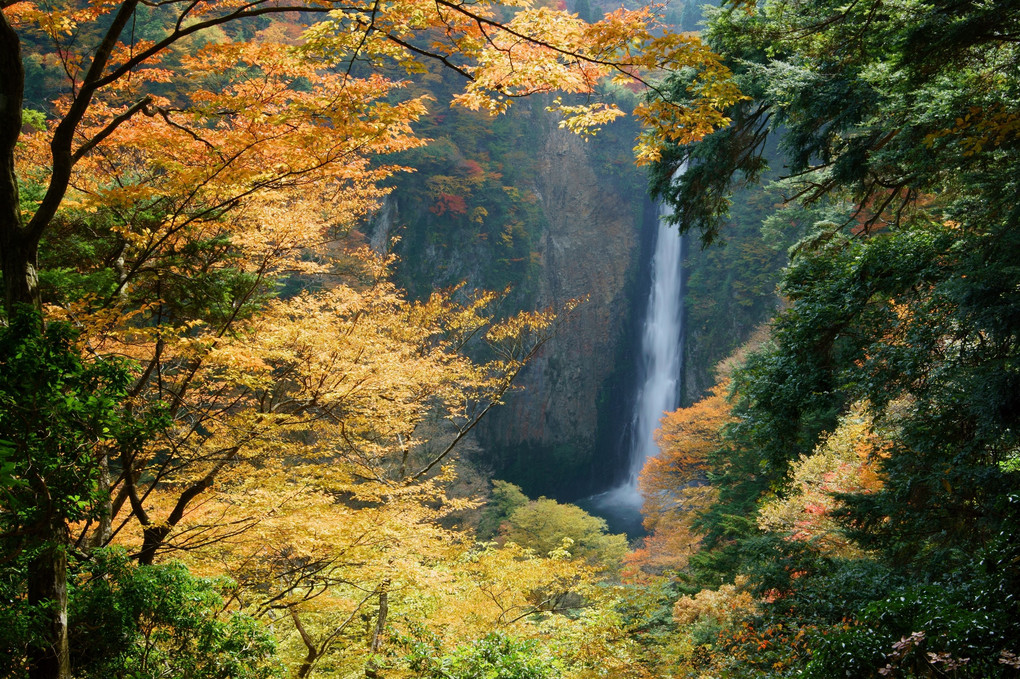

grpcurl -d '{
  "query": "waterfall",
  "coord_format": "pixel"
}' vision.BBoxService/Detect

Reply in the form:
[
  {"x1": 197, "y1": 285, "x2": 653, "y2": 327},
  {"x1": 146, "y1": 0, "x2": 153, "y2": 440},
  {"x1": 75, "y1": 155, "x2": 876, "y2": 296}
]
[
  {"x1": 585, "y1": 188, "x2": 684, "y2": 527},
  {"x1": 628, "y1": 199, "x2": 685, "y2": 485}
]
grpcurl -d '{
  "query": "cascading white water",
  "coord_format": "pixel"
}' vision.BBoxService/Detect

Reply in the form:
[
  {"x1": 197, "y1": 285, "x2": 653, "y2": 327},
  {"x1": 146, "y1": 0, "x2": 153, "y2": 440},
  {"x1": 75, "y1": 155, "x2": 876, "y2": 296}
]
[
  {"x1": 628, "y1": 199, "x2": 684, "y2": 483},
  {"x1": 589, "y1": 189, "x2": 684, "y2": 518}
]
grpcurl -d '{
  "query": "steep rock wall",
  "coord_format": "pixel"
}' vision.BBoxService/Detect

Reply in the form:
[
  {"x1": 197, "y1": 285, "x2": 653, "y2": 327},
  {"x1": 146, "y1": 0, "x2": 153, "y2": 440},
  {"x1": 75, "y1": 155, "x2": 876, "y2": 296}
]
[
  {"x1": 376, "y1": 97, "x2": 647, "y2": 500},
  {"x1": 477, "y1": 128, "x2": 644, "y2": 498}
]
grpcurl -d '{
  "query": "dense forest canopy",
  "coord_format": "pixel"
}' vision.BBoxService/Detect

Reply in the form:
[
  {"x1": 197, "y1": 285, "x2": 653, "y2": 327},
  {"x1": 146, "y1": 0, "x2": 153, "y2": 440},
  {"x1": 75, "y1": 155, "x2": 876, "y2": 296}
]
[
  {"x1": 2, "y1": 0, "x2": 1019, "y2": 677},
  {"x1": 642, "y1": 0, "x2": 1020, "y2": 676},
  {"x1": 0, "y1": 0, "x2": 741, "y2": 677}
]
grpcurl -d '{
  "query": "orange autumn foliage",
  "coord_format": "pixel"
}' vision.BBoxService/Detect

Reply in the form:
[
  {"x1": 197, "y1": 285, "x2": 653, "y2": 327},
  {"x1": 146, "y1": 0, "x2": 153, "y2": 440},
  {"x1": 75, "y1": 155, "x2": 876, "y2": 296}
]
[{"x1": 627, "y1": 380, "x2": 734, "y2": 578}]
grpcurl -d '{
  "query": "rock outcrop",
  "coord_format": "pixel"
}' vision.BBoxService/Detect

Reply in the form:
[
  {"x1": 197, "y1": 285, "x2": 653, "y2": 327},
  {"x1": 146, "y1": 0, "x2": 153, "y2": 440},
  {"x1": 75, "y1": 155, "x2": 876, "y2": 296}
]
[
  {"x1": 376, "y1": 101, "x2": 650, "y2": 499},
  {"x1": 476, "y1": 127, "x2": 645, "y2": 498}
]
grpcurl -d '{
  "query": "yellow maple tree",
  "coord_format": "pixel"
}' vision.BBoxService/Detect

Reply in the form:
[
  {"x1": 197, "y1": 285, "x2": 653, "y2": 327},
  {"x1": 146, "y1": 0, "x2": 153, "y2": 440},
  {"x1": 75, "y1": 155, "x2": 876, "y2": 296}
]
[
  {"x1": 2, "y1": 0, "x2": 744, "y2": 307},
  {"x1": 0, "y1": 1, "x2": 747, "y2": 675}
]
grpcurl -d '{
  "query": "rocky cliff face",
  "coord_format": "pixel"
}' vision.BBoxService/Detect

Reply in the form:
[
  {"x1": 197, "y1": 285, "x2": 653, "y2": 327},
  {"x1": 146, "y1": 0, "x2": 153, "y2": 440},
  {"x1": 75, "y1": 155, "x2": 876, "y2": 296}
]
[
  {"x1": 476, "y1": 127, "x2": 645, "y2": 498},
  {"x1": 374, "y1": 99, "x2": 649, "y2": 499}
]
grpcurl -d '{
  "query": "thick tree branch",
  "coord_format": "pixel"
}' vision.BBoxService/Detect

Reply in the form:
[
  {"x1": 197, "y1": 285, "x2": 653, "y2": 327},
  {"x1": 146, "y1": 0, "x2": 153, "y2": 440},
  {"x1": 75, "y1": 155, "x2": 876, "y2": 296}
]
[
  {"x1": 70, "y1": 96, "x2": 152, "y2": 163},
  {"x1": 27, "y1": 0, "x2": 142, "y2": 244}
]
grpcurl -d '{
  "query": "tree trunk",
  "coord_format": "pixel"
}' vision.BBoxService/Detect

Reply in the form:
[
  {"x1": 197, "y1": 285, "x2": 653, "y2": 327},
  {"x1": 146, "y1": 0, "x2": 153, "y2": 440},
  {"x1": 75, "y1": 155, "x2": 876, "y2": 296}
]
[
  {"x1": 0, "y1": 226, "x2": 41, "y2": 312},
  {"x1": 89, "y1": 452, "x2": 114, "y2": 547},
  {"x1": 370, "y1": 581, "x2": 388, "y2": 653},
  {"x1": 0, "y1": 10, "x2": 39, "y2": 314},
  {"x1": 26, "y1": 534, "x2": 70, "y2": 679},
  {"x1": 290, "y1": 608, "x2": 319, "y2": 679},
  {"x1": 2, "y1": 20, "x2": 60, "y2": 674},
  {"x1": 364, "y1": 581, "x2": 389, "y2": 679},
  {"x1": 139, "y1": 525, "x2": 171, "y2": 566}
]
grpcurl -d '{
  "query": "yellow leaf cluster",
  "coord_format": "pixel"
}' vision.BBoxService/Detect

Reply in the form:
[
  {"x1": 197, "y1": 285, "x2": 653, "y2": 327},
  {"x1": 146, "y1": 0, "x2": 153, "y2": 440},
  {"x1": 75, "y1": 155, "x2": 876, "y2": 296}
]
[
  {"x1": 672, "y1": 575, "x2": 758, "y2": 627},
  {"x1": 757, "y1": 401, "x2": 887, "y2": 556}
]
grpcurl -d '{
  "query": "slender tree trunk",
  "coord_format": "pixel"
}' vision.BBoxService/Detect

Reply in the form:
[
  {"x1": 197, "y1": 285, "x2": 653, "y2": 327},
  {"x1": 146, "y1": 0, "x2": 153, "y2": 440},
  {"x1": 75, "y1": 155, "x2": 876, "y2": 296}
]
[
  {"x1": 1, "y1": 226, "x2": 41, "y2": 312},
  {"x1": 290, "y1": 608, "x2": 319, "y2": 679},
  {"x1": 89, "y1": 453, "x2": 114, "y2": 547},
  {"x1": 138, "y1": 525, "x2": 171, "y2": 566},
  {"x1": 364, "y1": 580, "x2": 389, "y2": 678},
  {"x1": 370, "y1": 580, "x2": 389, "y2": 653}
]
